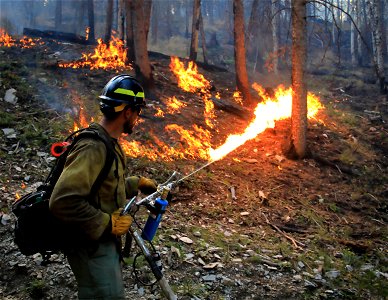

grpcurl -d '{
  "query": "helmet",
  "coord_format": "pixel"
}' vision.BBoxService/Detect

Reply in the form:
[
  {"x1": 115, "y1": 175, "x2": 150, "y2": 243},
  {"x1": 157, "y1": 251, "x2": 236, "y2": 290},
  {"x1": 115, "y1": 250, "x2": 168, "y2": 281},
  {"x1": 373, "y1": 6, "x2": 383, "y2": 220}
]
[{"x1": 99, "y1": 75, "x2": 145, "y2": 114}]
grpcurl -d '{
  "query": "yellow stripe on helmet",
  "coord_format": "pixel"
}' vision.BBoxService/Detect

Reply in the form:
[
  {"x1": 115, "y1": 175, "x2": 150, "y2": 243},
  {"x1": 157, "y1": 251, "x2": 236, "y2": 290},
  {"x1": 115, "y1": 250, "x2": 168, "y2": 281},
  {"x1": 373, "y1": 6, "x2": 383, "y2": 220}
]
[{"x1": 114, "y1": 88, "x2": 145, "y2": 98}]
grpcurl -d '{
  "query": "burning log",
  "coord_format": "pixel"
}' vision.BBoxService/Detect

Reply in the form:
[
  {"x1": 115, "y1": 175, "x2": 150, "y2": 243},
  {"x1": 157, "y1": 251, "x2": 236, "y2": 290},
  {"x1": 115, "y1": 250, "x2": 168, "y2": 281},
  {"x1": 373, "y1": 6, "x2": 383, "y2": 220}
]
[
  {"x1": 210, "y1": 97, "x2": 253, "y2": 120},
  {"x1": 23, "y1": 28, "x2": 95, "y2": 45}
]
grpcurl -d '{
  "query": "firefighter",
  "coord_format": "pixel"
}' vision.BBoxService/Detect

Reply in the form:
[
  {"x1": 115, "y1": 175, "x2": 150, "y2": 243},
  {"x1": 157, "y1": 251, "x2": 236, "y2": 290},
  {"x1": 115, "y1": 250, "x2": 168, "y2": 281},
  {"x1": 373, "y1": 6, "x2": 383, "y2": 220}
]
[{"x1": 50, "y1": 75, "x2": 157, "y2": 299}]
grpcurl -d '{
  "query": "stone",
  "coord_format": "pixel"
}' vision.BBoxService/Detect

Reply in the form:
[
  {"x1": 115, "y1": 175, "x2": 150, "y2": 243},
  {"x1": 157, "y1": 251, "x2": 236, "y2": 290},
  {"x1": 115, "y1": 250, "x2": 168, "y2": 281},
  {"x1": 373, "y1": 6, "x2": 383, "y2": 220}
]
[
  {"x1": 202, "y1": 274, "x2": 216, "y2": 282},
  {"x1": 4, "y1": 88, "x2": 17, "y2": 104},
  {"x1": 325, "y1": 270, "x2": 340, "y2": 279}
]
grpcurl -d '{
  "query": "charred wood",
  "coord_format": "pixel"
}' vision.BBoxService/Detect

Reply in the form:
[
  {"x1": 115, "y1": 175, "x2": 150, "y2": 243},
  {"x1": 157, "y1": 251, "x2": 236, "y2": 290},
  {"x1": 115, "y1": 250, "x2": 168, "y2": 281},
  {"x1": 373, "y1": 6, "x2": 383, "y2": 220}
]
[
  {"x1": 210, "y1": 97, "x2": 253, "y2": 120},
  {"x1": 23, "y1": 28, "x2": 95, "y2": 45},
  {"x1": 310, "y1": 153, "x2": 360, "y2": 176}
]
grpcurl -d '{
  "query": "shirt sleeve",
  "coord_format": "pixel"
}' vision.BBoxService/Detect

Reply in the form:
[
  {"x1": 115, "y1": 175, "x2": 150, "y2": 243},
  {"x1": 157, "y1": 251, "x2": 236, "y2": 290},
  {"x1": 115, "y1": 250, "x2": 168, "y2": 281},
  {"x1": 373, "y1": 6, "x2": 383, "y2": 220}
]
[{"x1": 49, "y1": 139, "x2": 110, "y2": 241}]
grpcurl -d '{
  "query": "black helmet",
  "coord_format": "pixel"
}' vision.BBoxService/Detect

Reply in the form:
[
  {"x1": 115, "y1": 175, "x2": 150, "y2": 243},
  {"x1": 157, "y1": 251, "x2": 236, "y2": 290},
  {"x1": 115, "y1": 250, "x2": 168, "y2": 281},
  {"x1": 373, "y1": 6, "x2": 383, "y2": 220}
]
[{"x1": 99, "y1": 75, "x2": 145, "y2": 114}]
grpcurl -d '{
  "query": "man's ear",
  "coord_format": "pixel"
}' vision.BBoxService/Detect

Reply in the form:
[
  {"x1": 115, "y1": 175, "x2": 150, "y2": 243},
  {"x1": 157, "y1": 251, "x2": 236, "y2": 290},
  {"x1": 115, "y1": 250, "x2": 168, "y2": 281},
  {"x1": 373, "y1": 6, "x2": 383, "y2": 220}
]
[{"x1": 123, "y1": 107, "x2": 132, "y2": 120}]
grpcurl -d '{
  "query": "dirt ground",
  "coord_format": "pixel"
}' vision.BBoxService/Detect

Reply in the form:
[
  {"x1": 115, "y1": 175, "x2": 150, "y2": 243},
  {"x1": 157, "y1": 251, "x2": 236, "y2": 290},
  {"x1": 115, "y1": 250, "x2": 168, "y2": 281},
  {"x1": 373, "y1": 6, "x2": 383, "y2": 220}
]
[{"x1": 0, "y1": 40, "x2": 387, "y2": 300}]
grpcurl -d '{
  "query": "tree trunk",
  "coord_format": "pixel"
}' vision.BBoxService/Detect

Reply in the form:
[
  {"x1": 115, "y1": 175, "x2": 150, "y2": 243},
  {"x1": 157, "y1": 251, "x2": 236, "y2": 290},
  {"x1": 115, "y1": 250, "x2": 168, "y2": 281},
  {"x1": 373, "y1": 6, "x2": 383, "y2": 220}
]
[
  {"x1": 75, "y1": 0, "x2": 86, "y2": 35},
  {"x1": 104, "y1": 0, "x2": 114, "y2": 43},
  {"x1": 199, "y1": 12, "x2": 208, "y2": 64},
  {"x1": 151, "y1": 0, "x2": 158, "y2": 44},
  {"x1": 356, "y1": 0, "x2": 363, "y2": 65},
  {"x1": 132, "y1": 0, "x2": 154, "y2": 89},
  {"x1": 350, "y1": 6, "x2": 357, "y2": 65},
  {"x1": 367, "y1": 0, "x2": 386, "y2": 93},
  {"x1": 55, "y1": 0, "x2": 62, "y2": 29},
  {"x1": 118, "y1": 0, "x2": 125, "y2": 41},
  {"x1": 87, "y1": 0, "x2": 95, "y2": 41},
  {"x1": 143, "y1": 0, "x2": 152, "y2": 41},
  {"x1": 190, "y1": 0, "x2": 201, "y2": 61},
  {"x1": 271, "y1": 0, "x2": 279, "y2": 74},
  {"x1": 125, "y1": 0, "x2": 136, "y2": 63},
  {"x1": 288, "y1": 0, "x2": 307, "y2": 159},
  {"x1": 233, "y1": 0, "x2": 252, "y2": 107},
  {"x1": 247, "y1": 0, "x2": 259, "y2": 59}
]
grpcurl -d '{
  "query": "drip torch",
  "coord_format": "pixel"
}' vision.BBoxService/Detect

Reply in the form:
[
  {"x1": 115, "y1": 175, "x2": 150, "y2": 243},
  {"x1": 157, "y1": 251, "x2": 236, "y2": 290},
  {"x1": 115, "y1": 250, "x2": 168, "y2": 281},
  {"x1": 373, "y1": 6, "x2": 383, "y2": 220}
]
[{"x1": 121, "y1": 160, "x2": 216, "y2": 241}]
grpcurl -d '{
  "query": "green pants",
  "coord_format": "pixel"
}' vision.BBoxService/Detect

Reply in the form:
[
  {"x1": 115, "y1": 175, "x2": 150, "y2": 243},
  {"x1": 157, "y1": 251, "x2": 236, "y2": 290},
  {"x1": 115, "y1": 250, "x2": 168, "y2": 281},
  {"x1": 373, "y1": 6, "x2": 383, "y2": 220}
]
[{"x1": 67, "y1": 240, "x2": 125, "y2": 300}]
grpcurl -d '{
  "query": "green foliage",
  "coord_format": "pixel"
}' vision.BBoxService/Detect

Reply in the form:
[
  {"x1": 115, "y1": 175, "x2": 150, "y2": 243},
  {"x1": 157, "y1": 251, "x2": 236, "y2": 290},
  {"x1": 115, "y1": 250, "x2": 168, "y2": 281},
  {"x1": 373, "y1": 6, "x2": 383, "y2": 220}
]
[
  {"x1": 26, "y1": 280, "x2": 46, "y2": 299},
  {"x1": 0, "y1": 111, "x2": 15, "y2": 127}
]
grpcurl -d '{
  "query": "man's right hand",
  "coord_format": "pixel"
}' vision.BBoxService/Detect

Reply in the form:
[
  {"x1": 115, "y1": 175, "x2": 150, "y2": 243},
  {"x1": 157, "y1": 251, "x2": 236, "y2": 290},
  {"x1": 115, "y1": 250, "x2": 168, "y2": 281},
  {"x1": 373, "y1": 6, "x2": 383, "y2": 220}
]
[{"x1": 111, "y1": 209, "x2": 133, "y2": 236}]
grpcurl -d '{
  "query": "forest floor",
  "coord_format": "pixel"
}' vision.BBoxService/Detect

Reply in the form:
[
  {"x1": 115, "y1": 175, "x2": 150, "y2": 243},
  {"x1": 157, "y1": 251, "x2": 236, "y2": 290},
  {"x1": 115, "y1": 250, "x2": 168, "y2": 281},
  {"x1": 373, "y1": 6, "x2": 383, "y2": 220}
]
[{"x1": 0, "y1": 39, "x2": 387, "y2": 300}]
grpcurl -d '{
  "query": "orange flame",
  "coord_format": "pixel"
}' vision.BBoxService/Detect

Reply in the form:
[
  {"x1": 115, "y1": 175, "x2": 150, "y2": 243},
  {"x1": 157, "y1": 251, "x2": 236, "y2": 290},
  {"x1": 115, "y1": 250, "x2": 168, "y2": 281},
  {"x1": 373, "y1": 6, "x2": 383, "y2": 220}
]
[
  {"x1": 166, "y1": 96, "x2": 186, "y2": 114},
  {"x1": 15, "y1": 192, "x2": 21, "y2": 200},
  {"x1": 0, "y1": 29, "x2": 44, "y2": 48},
  {"x1": 209, "y1": 84, "x2": 323, "y2": 161},
  {"x1": 85, "y1": 27, "x2": 90, "y2": 41},
  {"x1": 154, "y1": 108, "x2": 165, "y2": 117},
  {"x1": 59, "y1": 34, "x2": 130, "y2": 70},
  {"x1": 233, "y1": 91, "x2": 243, "y2": 105},
  {"x1": 0, "y1": 29, "x2": 15, "y2": 46},
  {"x1": 71, "y1": 92, "x2": 93, "y2": 131},
  {"x1": 169, "y1": 57, "x2": 215, "y2": 128}
]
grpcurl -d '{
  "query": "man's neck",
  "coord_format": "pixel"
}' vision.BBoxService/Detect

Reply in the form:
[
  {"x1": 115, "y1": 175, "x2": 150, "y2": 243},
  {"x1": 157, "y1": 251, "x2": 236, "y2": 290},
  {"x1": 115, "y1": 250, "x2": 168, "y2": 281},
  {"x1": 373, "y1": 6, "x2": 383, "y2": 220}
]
[{"x1": 99, "y1": 118, "x2": 122, "y2": 139}]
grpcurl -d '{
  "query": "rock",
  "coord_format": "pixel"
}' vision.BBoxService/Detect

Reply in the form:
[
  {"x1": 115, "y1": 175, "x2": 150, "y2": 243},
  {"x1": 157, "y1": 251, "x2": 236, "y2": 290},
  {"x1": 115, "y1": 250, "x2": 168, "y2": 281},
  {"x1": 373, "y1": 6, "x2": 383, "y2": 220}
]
[
  {"x1": 202, "y1": 274, "x2": 217, "y2": 282},
  {"x1": 223, "y1": 230, "x2": 232, "y2": 237},
  {"x1": 242, "y1": 158, "x2": 258, "y2": 164},
  {"x1": 275, "y1": 154, "x2": 286, "y2": 163},
  {"x1": 185, "y1": 253, "x2": 195, "y2": 260},
  {"x1": 1, "y1": 213, "x2": 11, "y2": 225},
  {"x1": 293, "y1": 274, "x2": 302, "y2": 282},
  {"x1": 297, "y1": 261, "x2": 305, "y2": 269},
  {"x1": 193, "y1": 231, "x2": 201, "y2": 237},
  {"x1": 4, "y1": 88, "x2": 18, "y2": 104},
  {"x1": 170, "y1": 246, "x2": 181, "y2": 258},
  {"x1": 304, "y1": 279, "x2": 318, "y2": 288},
  {"x1": 2, "y1": 128, "x2": 17, "y2": 139},
  {"x1": 179, "y1": 236, "x2": 193, "y2": 244},
  {"x1": 345, "y1": 265, "x2": 353, "y2": 272},
  {"x1": 360, "y1": 264, "x2": 374, "y2": 271},
  {"x1": 203, "y1": 262, "x2": 223, "y2": 269},
  {"x1": 325, "y1": 270, "x2": 340, "y2": 279}
]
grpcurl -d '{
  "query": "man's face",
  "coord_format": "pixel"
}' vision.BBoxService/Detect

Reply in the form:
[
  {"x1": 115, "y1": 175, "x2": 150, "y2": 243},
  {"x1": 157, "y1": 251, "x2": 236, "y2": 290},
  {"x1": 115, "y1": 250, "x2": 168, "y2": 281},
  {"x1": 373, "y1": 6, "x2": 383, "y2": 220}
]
[{"x1": 123, "y1": 107, "x2": 140, "y2": 134}]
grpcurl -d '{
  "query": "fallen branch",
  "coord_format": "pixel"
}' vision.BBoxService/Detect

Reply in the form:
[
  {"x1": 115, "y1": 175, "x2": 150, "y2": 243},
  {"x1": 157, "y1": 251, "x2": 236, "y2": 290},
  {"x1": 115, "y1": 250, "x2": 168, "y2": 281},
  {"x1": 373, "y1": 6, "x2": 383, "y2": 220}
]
[
  {"x1": 262, "y1": 213, "x2": 305, "y2": 250},
  {"x1": 310, "y1": 153, "x2": 360, "y2": 176}
]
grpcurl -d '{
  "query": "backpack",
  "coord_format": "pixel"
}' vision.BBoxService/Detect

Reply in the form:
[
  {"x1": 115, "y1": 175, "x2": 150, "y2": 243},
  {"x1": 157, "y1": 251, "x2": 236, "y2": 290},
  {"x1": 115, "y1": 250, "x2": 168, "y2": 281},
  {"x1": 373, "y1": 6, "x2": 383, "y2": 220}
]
[{"x1": 12, "y1": 126, "x2": 117, "y2": 258}]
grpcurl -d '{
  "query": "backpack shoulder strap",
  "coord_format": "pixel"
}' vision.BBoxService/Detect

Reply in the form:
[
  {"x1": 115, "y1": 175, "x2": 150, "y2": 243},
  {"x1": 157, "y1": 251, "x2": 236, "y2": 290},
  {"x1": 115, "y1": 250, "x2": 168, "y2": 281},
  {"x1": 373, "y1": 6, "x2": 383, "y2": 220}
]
[
  {"x1": 45, "y1": 127, "x2": 117, "y2": 201},
  {"x1": 73, "y1": 128, "x2": 117, "y2": 200}
]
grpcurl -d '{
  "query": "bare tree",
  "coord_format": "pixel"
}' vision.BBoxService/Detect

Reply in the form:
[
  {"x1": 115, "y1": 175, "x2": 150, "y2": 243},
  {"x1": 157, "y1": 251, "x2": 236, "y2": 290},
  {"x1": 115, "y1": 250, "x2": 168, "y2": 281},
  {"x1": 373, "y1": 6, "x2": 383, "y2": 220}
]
[
  {"x1": 118, "y1": 0, "x2": 125, "y2": 41},
  {"x1": 199, "y1": 12, "x2": 208, "y2": 64},
  {"x1": 271, "y1": 0, "x2": 279, "y2": 74},
  {"x1": 104, "y1": 0, "x2": 114, "y2": 43},
  {"x1": 247, "y1": 0, "x2": 259, "y2": 59},
  {"x1": 125, "y1": 0, "x2": 136, "y2": 63},
  {"x1": 367, "y1": 0, "x2": 386, "y2": 93},
  {"x1": 288, "y1": 0, "x2": 307, "y2": 159},
  {"x1": 233, "y1": 0, "x2": 252, "y2": 106},
  {"x1": 150, "y1": 0, "x2": 159, "y2": 44},
  {"x1": 143, "y1": 0, "x2": 152, "y2": 41},
  {"x1": 132, "y1": 0, "x2": 154, "y2": 89},
  {"x1": 190, "y1": 0, "x2": 201, "y2": 61},
  {"x1": 87, "y1": 0, "x2": 95, "y2": 41},
  {"x1": 350, "y1": 4, "x2": 357, "y2": 65}
]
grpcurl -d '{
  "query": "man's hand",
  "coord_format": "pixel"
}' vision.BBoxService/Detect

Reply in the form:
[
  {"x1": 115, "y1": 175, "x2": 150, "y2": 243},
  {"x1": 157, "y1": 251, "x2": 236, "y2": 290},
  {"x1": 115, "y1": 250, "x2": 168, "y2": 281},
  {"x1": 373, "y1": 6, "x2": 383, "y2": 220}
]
[
  {"x1": 111, "y1": 209, "x2": 133, "y2": 236},
  {"x1": 138, "y1": 177, "x2": 157, "y2": 195},
  {"x1": 126, "y1": 176, "x2": 157, "y2": 197}
]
